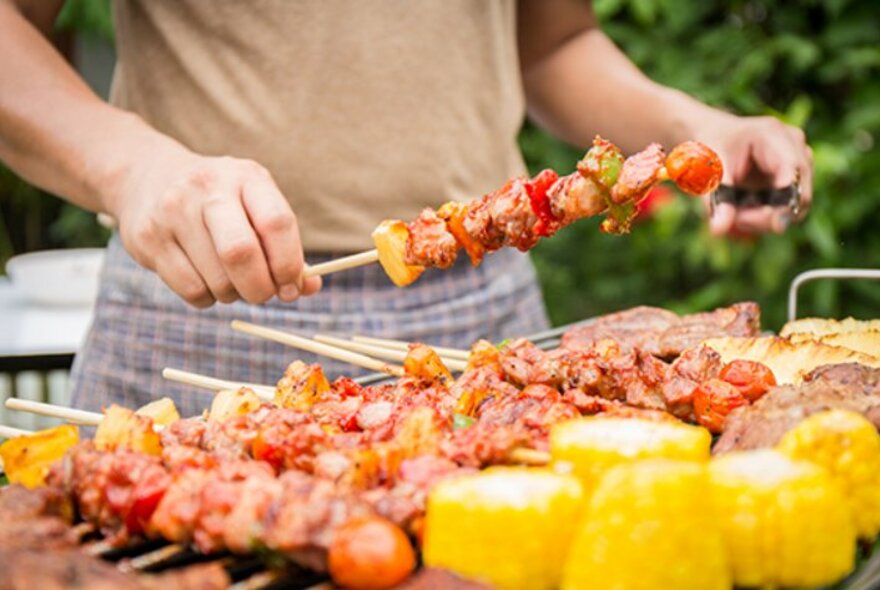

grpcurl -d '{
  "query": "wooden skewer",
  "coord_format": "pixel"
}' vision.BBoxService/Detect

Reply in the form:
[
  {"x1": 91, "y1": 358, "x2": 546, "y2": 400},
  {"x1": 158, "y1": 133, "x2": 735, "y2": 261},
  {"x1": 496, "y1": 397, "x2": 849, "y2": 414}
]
[
  {"x1": 5, "y1": 398, "x2": 103, "y2": 426},
  {"x1": 161, "y1": 368, "x2": 275, "y2": 401},
  {"x1": 508, "y1": 447, "x2": 551, "y2": 466},
  {"x1": 0, "y1": 424, "x2": 33, "y2": 439},
  {"x1": 314, "y1": 334, "x2": 469, "y2": 373},
  {"x1": 231, "y1": 320, "x2": 405, "y2": 377},
  {"x1": 303, "y1": 249, "x2": 379, "y2": 279},
  {"x1": 351, "y1": 334, "x2": 470, "y2": 361}
]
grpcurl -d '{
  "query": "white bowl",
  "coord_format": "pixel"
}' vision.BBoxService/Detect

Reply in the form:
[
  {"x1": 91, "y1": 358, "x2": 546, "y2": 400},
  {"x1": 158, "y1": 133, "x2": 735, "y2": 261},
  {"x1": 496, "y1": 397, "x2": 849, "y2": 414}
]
[{"x1": 5, "y1": 248, "x2": 106, "y2": 307}]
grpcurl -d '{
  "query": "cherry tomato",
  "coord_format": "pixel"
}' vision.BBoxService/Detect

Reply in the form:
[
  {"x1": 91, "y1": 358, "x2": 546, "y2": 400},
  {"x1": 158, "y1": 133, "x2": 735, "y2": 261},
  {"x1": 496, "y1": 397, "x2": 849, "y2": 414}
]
[
  {"x1": 719, "y1": 360, "x2": 777, "y2": 402},
  {"x1": 328, "y1": 516, "x2": 416, "y2": 590},
  {"x1": 665, "y1": 141, "x2": 723, "y2": 195},
  {"x1": 693, "y1": 378, "x2": 749, "y2": 434}
]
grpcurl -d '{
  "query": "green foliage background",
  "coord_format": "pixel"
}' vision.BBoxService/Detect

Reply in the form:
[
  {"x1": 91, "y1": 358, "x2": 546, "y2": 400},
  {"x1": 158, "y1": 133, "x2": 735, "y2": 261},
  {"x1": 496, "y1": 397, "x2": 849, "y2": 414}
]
[
  {"x1": 526, "y1": 0, "x2": 880, "y2": 330},
  {"x1": 1, "y1": 0, "x2": 878, "y2": 331}
]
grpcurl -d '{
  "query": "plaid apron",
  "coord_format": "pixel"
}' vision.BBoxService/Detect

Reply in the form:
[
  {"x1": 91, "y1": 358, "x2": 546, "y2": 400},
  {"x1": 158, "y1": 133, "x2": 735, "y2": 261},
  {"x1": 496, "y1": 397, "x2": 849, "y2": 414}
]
[{"x1": 70, "y1": 235, "x2": 549, "y2": 416}]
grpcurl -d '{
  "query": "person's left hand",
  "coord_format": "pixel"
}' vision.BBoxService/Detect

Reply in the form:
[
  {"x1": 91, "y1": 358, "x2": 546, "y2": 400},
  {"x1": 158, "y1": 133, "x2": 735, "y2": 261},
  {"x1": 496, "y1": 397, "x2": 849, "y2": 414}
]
[{"x1": 692, "y1": 114, "x2": 813, "y2": 236}]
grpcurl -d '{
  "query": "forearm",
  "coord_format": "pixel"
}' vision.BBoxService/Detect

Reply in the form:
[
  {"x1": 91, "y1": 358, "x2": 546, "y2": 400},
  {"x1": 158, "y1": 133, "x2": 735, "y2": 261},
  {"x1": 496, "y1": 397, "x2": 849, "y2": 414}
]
[
  {"x1": 0, "y1": 0, "x2": 186, "y2": 213},
  {"x1": 522, "y1": 27, "x2": 733, "y2": 153}
]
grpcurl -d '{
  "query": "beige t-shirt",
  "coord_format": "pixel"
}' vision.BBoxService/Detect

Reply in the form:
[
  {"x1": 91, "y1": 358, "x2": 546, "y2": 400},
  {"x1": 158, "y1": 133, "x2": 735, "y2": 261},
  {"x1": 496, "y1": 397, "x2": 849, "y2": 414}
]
[{"x1": 111, "y1": 0, "x2": 528, "y2": 252}]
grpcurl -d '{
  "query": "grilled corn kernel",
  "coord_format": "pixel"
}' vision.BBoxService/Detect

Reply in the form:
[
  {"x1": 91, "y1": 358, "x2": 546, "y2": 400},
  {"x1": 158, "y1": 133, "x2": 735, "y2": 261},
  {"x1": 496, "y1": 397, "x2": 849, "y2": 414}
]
[
  {"x1": 423, "y1": 467, "x2": 583, "y2": 590},
  {"x1": 562, "y1": 460, "x2": 730, "y2": 590},
  {"x1": 778, "y1": 409, "x2": 880, "y2": 539},
  {"x1": 550, "y1": 417, "x2": 711, "y2": 491},
  {"x1": 0, "y1": 425, "x2": 80, "y2": 488},
  {"x1": 709, "y1": 449, "x2": 856, "y2": 588}
]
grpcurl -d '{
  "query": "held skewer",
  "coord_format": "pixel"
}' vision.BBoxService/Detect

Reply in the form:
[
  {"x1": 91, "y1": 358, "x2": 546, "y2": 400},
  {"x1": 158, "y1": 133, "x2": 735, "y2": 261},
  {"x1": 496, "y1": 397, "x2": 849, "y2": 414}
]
[
  {"x1": 161, "y1": 368, "x2": 275, "y2": 401},
  {"x1": 5, "y1": 398, "x2": 103, "y2": 426},
  {"x1": 302, "y1": 250, "x2": 379, "y2": 279},
  {"x1": 231, "y1": 320, "x2": 405, "y2": 377},
  {"x1": 0, "y1": 424, "x2": 33, "y2": 439},
  {"x1": 314, "y1": 334, "x2": 469, "y2": 373},
  {"x1": 351, "y1": 334, "x2": 470, "y2": 361},
  {"x1": 297, "y1": 139, "x2": 722, "y2": 285}
]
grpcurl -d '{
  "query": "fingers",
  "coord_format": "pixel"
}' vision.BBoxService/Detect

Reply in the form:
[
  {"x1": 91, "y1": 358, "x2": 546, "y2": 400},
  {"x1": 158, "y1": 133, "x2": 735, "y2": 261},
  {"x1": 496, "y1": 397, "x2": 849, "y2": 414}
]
[
  {"x1": 240, "y1": 168, "x2": 309, "y2": 302},
  {"x1": 155, "y1": 242, "x2": 216, "y2": 308},
  {"x1": 202, "y1": 189, "x2": 278, "y2": 304},
  {"x1": 750, "y1": 125, "x2": 800, "y2": 189},
  {"x1": 709, "y1": 202, "x2": 737, "y2": 236},
  {"x1": 174, "y1": 216, "x2": 240, "y2": 304}
]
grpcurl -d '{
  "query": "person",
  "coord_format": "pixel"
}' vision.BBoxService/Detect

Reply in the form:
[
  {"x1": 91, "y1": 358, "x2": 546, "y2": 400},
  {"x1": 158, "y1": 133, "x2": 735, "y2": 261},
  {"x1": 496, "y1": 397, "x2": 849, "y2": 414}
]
[{"x1": 0, "y1": 1, "x2": 812, "y2": 415}]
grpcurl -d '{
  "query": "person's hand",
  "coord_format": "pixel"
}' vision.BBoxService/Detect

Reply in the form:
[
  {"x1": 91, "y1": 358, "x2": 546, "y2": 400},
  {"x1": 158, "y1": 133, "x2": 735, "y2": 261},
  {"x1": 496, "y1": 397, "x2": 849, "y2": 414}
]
[
  {"x1": 106, "y1": 142, "x2": 321, "y2": 307},
  {"x1": 692, "y1": 114, "x2": 813, "y2": 236}
]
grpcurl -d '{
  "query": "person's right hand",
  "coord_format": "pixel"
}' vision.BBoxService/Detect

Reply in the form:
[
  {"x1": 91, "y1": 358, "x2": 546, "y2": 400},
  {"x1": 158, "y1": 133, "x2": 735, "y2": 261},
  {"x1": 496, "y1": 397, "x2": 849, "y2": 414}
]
[{"x1": 107, "y1": 144, "x2": 321, "y2": 308}]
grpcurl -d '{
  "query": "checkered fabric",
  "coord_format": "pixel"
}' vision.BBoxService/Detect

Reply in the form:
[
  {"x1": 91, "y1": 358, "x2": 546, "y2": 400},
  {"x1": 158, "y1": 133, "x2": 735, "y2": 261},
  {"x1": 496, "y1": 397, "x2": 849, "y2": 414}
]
[{"x1": 70, "y1": 235, "x2": 549, "y2": 416}]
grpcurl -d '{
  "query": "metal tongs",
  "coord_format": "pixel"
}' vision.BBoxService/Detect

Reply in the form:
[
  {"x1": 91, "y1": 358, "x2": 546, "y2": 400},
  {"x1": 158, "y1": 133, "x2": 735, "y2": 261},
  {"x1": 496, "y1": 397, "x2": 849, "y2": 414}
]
[{"x1": 710, "y1": 183, "x2": 802, "y2": 218}]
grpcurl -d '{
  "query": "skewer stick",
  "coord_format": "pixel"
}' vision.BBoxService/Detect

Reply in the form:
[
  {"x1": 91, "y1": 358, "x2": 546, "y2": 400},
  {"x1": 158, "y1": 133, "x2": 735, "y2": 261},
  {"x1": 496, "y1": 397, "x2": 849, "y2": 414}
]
[
  {"x1": 231, "y1": 320, "x2": 405, "y2": 377},
  {"x1": 314, "y1": 334, "x2": 469, "y2": 373},
  {"x1": 5, "y1": 398, "x2": 103, "y2": 426},
  {"x1": 161, "y1": 368, "x2": 275, "y2": 401},
  {"x1": 509, "y1": 447, "x2": 551, "y2": 466},
  {"x1": 303, "y1": 249, "x2": 379, "y2": 279},
  {"x1": 351, "y1": 334, "x2": 470, "y2": 361},
  {"x1": 0, "y1": 424, "x2": 32, "y2": 439}
]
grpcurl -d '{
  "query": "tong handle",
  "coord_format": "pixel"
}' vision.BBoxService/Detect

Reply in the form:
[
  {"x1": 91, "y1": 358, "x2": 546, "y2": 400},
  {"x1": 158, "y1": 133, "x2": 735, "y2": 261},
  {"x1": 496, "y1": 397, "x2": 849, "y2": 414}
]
[{"x1": 712, "y1": 184, "x2": 801, "y2": 216}]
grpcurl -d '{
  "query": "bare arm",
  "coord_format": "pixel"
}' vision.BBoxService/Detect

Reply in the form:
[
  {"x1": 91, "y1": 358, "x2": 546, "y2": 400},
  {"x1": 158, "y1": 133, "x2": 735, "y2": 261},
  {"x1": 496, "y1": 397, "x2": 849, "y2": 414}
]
[
  {"x1": 518, "y1": 0, "x2": 812, "y2": 234},
  {"x1": 0, "y1": 0, "x2": 318, "y2": 305}
]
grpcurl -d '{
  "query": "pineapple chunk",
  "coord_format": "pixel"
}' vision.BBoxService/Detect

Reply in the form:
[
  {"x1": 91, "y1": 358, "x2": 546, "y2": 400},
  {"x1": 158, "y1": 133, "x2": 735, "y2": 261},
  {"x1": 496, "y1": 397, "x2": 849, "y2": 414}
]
[
  {"x1": 208, "y1": 387, "x2": 262, "y2": 422},
  {"x1": 136, "y1": 397, "x2": 181, "y2": 427},
  {"x1": 372, "y1": 219, "x2": 425, "y2": 287},
  {"x1": 275, "y1": 360, "x2": 331, "y2": 410},
  {"x1": 403, "y1": 343, "x2": 453, "y2": 382},
  {"x1": 0, "y1": 425, "x2": 80, "y2": 488},
  {"x1": 94, "y1": 405, "x2": 162, "y2": 456},
  {"x1": 424, "y1": 467, "x2": 583, "y2": 590}
]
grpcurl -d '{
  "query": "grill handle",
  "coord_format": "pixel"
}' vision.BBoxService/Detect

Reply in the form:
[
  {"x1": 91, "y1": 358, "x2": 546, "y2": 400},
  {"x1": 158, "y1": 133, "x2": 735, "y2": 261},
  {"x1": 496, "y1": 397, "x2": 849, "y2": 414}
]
[{"x1": 787, "y1": 268, "x2": 880, "y2": 322}]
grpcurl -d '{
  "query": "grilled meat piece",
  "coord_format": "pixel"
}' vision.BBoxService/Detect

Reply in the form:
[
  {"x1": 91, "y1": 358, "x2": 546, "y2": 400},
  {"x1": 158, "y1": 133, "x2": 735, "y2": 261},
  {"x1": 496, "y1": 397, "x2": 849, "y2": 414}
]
[
  {"x1": 487, "y1": 177, "x2": 540, "y2": 251},
  {"x1": 394, "y1": 568, "x2": 493, "y2": 590},
  {"x1": 547, "y1": 173, "x2": 606, "y2": 226},
  {"x1": 0, "y1": 549, "x2": 229, "y2": 590},
  {"x1": 714, "y1": 363, "x2": 880, "y2": 453},
  {"x1": 0, "y1": 483, "x2": 71, "y2": 522},
  {"x1": 562, "y1": 302, "x2": 761, "y2": 359},
  {"x1": 405, "y1": 208, "x2": 458, "y2": 269},
  {"x1": 609, "y1": 143, "x2": 665, "y2": 204}
]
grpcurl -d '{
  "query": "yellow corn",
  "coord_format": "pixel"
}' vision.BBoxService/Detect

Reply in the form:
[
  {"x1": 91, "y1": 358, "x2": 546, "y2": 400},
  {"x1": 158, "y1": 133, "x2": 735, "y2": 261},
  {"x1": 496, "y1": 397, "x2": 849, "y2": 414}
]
[
  {"x1": 423, "y1": 467, "x2": 583, "y2": 590},
  {"x1": 550, "y1": 417, "x2": 711, "y2": 491},
  {"x1": 778, "y1": 409, "x2": 880, "y2": 539},
  {"x1": 0, "y1": 425, "x2": 80, "y2": 488},
  {"x1": 709, "y1": 449, "x2": 855, "y2": 587},
  {"x1": 562, "y1": 460, "x2": 730, "y2": 590}
]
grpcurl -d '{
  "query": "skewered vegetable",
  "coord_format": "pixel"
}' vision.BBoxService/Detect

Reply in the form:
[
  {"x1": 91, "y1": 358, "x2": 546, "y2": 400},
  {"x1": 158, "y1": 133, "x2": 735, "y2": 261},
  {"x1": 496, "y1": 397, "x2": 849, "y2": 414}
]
[
  {"x1": 135, "y1": 397, "x2": 181, "y2": 426},
  {"x1": 372, "y1": 220, "x2": 426, "y2": 287},
  {"x1": 207, "y1": 388, "x2": 263, "y2": 422},
  {"x1": 423, "y1": 467, "x2": 583, "y2": 590},
  {"x1": 778, "y1": 409, "x2": 880, "y2": 539},
  {"x1": 549, "y1": 417, "x2": 711, "y2": 491},
  {"x1": 328, "y1": 515, "x2": 417, "y2": 590},
  {"x1": 0, "y1": 425, "x2": 80, "y2": 488},
  {"x1": 562, "y1": 459, "x2": 730, "y2": 590},
  {"x1": 94, "y1": 405, "x2": 162, "y2": 455},
  {"x1": 693, "y1": 379, "x2": 749, "y2": 433},
  {"x1": 709, "y1": 449, "x2": 855, "y2": 588}
]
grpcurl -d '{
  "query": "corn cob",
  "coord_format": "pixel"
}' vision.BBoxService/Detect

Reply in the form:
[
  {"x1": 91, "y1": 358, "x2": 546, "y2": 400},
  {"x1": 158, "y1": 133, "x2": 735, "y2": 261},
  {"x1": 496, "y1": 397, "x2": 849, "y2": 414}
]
[
  {"x1": 0, "y1": 424, "x2": 80, "y2": 488},
  {"x1": 562, "y1": 459, "x2": 730, "y2": 590},
  {"x1": 709, "y1": 449, "x2": 855, "y2": 588},
  {"x1": 423, "y1": 467, "x2": 583, "y2": 590},
  {"x1": 778, "y1": 409, "x2": 880, "y2": 539},
  {"x1": 550, "y1": 416, "x2": 711, "y2": 491}
]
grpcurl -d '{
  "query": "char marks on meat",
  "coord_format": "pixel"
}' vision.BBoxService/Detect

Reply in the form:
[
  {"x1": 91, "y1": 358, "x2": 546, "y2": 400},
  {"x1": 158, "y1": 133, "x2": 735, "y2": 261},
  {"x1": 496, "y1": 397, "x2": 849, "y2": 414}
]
[
  {"x1": 610, "y1": 143, "x2": 665, "y2": 204},
  {"x1": 562, "y1": 302, "x2": 761, "y2": 359},
  {"x1": 714, "y1": 363, "x2": 880, "y2": 453}
]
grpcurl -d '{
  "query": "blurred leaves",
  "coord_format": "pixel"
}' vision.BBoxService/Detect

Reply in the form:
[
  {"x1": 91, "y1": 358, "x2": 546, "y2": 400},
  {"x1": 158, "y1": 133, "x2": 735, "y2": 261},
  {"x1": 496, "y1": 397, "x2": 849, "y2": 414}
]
[{"x1": 525, "y1": 0, "x2": 880, "y2": 330}]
